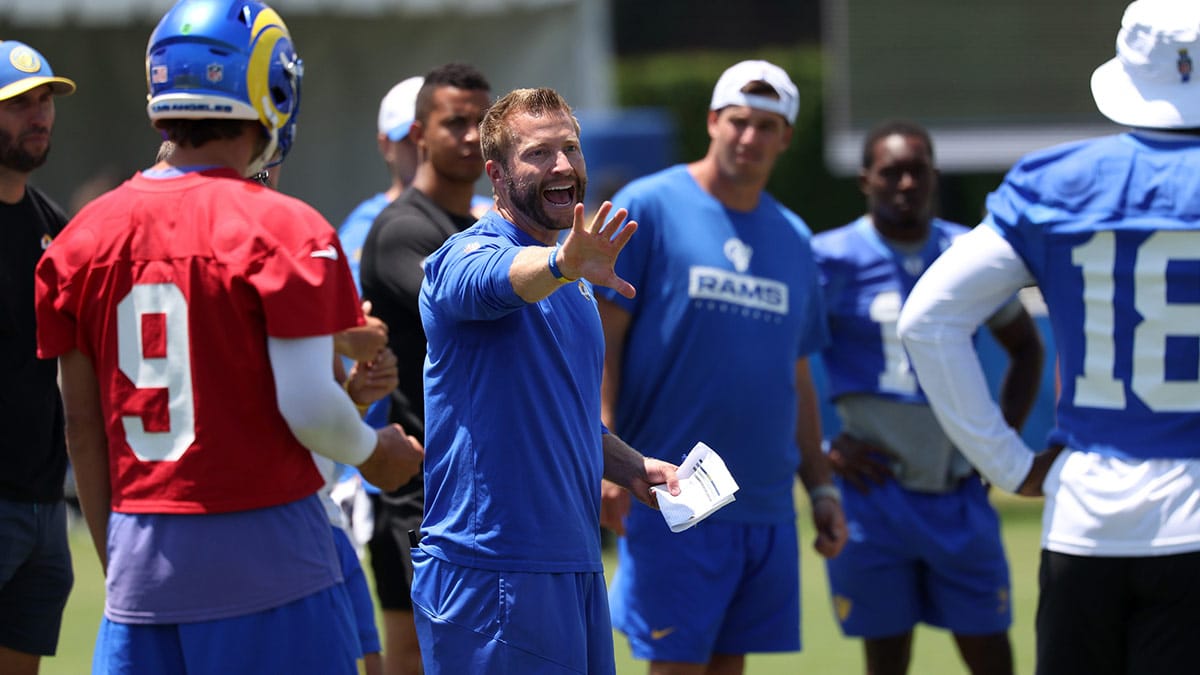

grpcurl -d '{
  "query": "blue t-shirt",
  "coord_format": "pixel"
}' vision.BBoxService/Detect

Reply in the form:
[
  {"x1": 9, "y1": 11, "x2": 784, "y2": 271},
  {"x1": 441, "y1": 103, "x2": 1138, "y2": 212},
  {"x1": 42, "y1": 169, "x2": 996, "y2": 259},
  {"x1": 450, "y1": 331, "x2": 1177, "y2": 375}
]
[
  {"x1": 338, "y1": 192, "x2": 391, "y2": 296},
  {"x1": 418, "y1": 211, "x2": 606, "y2": 572},
  {"x1": 813, "y1": 216, "x2": 965, "y2": 405},
  {"x1": 596, "y1": 165, "x2": 829, "y2": 523},
  {"x1": 985, "y1": 131, "x2": 1200, "y2": 461}
]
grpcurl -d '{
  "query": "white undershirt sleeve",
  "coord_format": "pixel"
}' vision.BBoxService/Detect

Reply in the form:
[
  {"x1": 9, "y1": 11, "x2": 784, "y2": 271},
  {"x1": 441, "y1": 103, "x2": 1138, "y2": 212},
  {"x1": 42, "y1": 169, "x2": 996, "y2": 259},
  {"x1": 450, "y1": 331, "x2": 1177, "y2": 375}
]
[
  {"x1": 897, "y1": 226, "x2": 1038, "y2": 493},
  {"x1": 268, "y1": 335, "x2": 377, "y2": 467}
]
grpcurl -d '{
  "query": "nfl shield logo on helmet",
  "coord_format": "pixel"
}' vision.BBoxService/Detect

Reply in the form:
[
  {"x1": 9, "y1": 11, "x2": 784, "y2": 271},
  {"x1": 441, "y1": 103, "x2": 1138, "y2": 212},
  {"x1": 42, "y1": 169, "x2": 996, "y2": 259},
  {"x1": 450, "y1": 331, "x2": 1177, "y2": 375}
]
[
  {"x1": 151, "y1": 65, "x2": 168, "y2": 84},
  {"x1": 206, "y1": 63, "x2": 224, "y2": 84}
]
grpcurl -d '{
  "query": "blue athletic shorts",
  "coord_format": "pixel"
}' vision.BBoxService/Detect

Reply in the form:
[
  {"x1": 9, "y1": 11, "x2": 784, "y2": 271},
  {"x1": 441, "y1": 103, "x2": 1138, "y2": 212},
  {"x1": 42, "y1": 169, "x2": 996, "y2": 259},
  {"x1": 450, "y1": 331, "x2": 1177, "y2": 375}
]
[
  {"x1": 91, "y1": 583, "x2": 359, "y2": 675},
  {"x1": 608, "y1": 505, "x2": 801, "y2": 663},
  {"x1": 0, "y1": 499, "x2": 72, "y2": 655},
  {"x1": 410, "y1": 549, "x2": 615, "y2": 674},
  {"x1": 825, "y1": 476, "x2": 1012, "y2": 638},
  {"x1": 332, "y1": 526, "x2": 382, "y2": 656}
]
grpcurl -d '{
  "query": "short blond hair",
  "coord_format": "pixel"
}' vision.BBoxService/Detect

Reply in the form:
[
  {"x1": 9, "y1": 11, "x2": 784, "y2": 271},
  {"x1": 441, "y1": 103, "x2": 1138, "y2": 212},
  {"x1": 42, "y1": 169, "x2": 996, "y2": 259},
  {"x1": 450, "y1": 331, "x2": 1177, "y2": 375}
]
[{"x1": 480, "y1": 87, "x2": 579, "y2": 166}]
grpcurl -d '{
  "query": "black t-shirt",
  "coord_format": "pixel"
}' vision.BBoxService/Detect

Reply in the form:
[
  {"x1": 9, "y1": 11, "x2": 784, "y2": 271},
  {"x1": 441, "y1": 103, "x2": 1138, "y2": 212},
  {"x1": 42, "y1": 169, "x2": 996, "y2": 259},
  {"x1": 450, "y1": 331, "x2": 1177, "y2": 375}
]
[
  {"x1": 361, "y1": 188, "x2": 474, "y2": 503},
  {"x1": 0, "y1": 186, "x2": 68, "y2": 502}
]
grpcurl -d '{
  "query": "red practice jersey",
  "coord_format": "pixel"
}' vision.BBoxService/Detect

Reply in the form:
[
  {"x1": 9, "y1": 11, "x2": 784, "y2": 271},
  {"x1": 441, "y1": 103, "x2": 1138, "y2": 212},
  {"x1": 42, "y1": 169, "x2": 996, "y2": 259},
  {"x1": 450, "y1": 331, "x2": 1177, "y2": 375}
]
[{"x1": 36, "y1": 168, "x2": 363, "y2": 515}]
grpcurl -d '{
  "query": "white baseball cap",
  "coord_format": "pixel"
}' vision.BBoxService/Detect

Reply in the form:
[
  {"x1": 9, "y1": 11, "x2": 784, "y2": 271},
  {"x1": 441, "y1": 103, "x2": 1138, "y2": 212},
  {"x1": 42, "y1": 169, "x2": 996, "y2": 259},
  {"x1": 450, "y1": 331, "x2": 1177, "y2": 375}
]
[
  {"x1": 377, "y1": 76, "x2": 424, "y2": 141},
  {"x1": 709, "y1": 59, "x2": 799, "y2": 125},
  {"x1": 1091, "y1": 0, "x2": 1200, "y2": 129}
]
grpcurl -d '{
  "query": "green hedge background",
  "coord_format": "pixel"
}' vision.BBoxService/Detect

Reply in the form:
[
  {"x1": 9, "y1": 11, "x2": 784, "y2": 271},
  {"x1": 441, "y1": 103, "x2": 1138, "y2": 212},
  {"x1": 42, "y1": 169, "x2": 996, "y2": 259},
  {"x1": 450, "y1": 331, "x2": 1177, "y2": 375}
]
[{"x1": 615, "y1": 46, "x2": 1008, "y2": 233}]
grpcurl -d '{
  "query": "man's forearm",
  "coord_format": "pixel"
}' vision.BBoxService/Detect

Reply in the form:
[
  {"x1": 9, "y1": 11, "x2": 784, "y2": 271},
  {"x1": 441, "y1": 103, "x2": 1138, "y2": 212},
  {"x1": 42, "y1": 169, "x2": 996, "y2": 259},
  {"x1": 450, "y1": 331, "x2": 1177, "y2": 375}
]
[
  {"x1": 60, "y1": 349, "x2": 113, "y2": 570},
  {"x1": 70, "y1": 436, "x2": 112, "y2": 571},
  {"x1": 795, "y1": 358, "x2": 834, "y2": 490},
  {"x1": 998, "y1": 324, "x2": 1045, "y2": 431},
  {"x1": 601, "y1": 432, "x2": 647, "y2": 491}
]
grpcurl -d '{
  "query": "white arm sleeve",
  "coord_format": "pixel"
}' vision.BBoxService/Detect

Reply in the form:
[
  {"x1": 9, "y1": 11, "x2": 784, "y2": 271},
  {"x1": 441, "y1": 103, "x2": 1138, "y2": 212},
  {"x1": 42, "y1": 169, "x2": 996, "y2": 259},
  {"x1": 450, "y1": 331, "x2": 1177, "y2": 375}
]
[
  {"x1": 268, "y1": 335, "x2": 377, "y2": 467},
  {"x1": 897, "y1": 226, "x2": 1038, "y2": 493}
]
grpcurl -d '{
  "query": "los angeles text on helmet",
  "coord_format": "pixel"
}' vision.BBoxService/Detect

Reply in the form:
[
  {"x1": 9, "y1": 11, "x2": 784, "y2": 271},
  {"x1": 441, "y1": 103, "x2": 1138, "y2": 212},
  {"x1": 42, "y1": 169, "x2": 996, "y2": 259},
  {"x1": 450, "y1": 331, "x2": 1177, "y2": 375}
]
[{"x1": 151, "y1": 102, "x2": 235, "y2": 113}]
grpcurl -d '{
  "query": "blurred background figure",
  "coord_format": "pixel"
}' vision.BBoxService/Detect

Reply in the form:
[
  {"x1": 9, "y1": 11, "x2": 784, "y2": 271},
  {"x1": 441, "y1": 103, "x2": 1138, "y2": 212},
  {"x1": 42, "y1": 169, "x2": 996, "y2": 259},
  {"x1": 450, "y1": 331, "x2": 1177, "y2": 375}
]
[
  {"x1": 360, "y1": 62, "x2": 491, "y2": 675},
  {"x1": 812, "y1": 119, "x2": 1042, "y2": 675},
  {"x1": 597, "y1": 60, "x2": 846, "y2": 675}
]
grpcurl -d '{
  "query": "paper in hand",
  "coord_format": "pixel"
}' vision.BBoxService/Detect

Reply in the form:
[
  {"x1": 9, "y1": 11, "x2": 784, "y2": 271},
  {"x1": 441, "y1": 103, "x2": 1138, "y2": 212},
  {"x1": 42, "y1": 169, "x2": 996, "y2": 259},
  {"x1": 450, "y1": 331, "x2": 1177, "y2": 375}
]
[{"x1": 651, "y1": 442, "x2": 739, "y2": 533}]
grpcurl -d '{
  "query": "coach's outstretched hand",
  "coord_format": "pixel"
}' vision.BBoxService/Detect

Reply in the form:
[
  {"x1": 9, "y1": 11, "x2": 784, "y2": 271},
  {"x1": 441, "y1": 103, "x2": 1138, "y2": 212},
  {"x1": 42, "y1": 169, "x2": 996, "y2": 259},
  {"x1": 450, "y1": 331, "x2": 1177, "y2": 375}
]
[
  {"x1": 556, "y1": 201, "x2": 638, "y2": 299},
  {"x1": 359, "y1": 426, "x2": 424, "y2": 491}
]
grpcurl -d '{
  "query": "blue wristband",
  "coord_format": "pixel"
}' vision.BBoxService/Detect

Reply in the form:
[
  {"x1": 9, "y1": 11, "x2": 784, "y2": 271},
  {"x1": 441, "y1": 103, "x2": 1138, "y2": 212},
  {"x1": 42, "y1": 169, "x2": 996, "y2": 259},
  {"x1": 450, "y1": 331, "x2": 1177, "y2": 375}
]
[{"x1": 548, "y1": 243, "x2": 575, "y2": 283}]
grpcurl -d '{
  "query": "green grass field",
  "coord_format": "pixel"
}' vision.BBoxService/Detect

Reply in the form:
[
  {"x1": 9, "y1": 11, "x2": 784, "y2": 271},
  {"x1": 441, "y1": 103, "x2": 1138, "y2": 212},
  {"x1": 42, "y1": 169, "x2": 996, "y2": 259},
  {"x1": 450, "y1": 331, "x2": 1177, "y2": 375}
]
[{"x1": 42, "y1": 492, "x2": 1044, "y2": 674}]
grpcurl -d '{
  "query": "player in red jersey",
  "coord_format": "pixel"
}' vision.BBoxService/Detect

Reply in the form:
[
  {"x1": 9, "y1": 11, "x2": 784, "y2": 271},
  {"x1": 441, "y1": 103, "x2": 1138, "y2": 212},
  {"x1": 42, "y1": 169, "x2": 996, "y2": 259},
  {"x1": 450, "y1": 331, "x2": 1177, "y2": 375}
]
[{"x1": 33, "y1": 1, "x2": 422, "y2": 673}]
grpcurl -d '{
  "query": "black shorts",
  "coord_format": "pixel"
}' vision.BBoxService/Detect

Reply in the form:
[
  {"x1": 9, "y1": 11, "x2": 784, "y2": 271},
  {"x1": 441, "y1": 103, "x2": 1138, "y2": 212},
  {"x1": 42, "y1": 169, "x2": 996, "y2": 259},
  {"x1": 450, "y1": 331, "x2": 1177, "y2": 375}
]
[
  {"x1": 368, "y1": 490, "x2": 423, "y2": 611},
  {"x1": 1036, "y1": 549, "x2": 1200, "y2": 675},
  {"x1": 0, "y1": 499, "x2": 73, "y2": 655}
]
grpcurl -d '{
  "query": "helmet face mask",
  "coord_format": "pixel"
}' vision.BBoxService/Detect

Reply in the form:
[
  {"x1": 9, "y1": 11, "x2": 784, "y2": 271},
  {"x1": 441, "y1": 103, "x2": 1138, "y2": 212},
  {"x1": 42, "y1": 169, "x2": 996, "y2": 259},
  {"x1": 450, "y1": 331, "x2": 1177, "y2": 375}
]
[{"x1": 146, "y1": 0, "x2": 302, "y2": 176}]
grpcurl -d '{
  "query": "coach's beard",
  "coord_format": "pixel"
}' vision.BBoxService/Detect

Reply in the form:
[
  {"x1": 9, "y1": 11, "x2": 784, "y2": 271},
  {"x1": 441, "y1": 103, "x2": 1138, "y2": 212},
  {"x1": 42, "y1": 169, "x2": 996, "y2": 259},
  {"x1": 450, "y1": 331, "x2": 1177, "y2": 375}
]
[{"x1": 505, "y1": 172, "x2": 587, "y2": 231}]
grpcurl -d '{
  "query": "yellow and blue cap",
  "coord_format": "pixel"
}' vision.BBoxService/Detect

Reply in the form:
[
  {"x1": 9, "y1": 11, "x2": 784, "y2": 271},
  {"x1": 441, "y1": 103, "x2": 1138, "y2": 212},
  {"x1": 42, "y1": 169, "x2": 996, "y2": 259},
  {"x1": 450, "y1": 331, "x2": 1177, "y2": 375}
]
[{"x1": 0, "y1": 41, "x2": 76, "y2": 102}]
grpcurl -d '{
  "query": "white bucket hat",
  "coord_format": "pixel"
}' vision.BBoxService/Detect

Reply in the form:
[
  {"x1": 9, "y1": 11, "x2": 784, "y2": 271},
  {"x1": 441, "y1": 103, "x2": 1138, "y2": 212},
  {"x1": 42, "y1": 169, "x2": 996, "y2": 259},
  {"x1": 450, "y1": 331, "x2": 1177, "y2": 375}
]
[{"x1": 1091, "y1": 0, "x2": 1200, "y2": 129}]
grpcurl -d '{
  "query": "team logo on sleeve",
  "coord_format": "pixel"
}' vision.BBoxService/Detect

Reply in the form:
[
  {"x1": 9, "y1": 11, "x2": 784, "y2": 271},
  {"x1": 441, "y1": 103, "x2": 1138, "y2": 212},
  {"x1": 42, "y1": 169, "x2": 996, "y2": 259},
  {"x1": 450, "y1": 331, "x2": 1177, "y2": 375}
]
[{"x1": 1180, "y1": 49, "x2": 1193, "y2": 83}]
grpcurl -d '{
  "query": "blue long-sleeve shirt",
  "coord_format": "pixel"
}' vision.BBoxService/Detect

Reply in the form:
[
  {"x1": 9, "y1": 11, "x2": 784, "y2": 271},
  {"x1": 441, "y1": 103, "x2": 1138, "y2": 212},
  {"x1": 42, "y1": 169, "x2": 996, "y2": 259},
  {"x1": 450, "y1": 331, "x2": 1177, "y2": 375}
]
[{"x1": 418, "y1": 211, "x2": 606, "y2": 572}]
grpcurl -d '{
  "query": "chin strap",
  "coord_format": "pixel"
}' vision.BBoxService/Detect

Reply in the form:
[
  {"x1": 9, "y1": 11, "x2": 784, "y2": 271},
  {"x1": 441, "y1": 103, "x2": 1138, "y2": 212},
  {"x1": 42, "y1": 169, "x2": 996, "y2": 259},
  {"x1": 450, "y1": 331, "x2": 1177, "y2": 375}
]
[{"x1": 243, "y1": 132, "x2": 280, "y2": 179}]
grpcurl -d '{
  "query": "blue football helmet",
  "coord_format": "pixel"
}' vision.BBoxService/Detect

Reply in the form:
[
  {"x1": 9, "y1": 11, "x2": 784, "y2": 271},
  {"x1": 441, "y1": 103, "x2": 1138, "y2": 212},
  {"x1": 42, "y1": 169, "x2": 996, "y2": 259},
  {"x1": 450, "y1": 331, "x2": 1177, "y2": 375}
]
[{"x1": 146, "y1": 0, "x2": 303, "y2": 175}]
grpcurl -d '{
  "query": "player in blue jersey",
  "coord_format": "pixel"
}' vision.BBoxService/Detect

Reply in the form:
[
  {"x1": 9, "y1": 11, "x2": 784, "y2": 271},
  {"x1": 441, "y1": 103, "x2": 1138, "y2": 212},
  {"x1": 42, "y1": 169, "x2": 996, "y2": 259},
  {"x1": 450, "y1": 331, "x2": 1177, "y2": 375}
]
[
  {"x1": 814, "y1": 121, "x2": 1043, "y2": 675},
  {"x1": 898, "y1": 2, "x2": 1200, "y2": 674},
  {"x1": 596, "y1": 60, "x2": 848, "y2": 674},
  {"x1": 412, "y1": 87, "x2": 680, "y2": 675}
]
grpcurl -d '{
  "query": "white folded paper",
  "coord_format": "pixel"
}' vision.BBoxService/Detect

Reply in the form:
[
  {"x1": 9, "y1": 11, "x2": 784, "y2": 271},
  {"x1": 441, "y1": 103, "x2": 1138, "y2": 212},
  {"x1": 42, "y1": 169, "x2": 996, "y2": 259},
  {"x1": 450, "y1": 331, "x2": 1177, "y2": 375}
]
[{"x1": 651, "y1": 441, "x2": 739, "y2": 533}]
